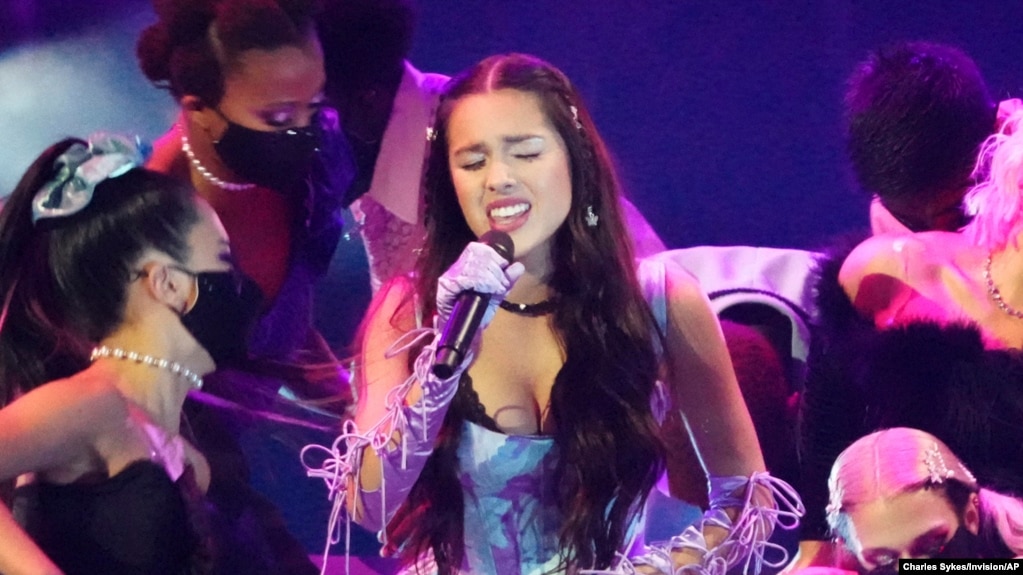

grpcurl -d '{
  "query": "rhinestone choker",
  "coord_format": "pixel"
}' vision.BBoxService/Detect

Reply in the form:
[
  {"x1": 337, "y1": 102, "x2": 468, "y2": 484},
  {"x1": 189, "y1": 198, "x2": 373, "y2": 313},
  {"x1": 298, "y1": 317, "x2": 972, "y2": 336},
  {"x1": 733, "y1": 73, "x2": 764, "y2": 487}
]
[
  {"x1": 90, "y1": 345, "x2": 203, "y2": 390},
  {"x1": 984, "y1": 252, "x2": 1023, "y2": 319},
  {"x1": 178, "y1": 126, "x2": 255, "y2": 191},
  {"x1": 498, "y1": 297, "x2": 558, "y2": 317}
]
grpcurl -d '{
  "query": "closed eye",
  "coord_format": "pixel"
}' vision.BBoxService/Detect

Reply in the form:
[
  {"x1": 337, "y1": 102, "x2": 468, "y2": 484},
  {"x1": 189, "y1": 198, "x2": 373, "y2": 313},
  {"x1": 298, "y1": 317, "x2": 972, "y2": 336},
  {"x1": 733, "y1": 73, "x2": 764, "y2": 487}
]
[
  {"x1": 515, "y1": 153, "x2": 540, "y2": 161},
  {"x1": 264, "y1": 111, "x2": 297, "y2": 129}
]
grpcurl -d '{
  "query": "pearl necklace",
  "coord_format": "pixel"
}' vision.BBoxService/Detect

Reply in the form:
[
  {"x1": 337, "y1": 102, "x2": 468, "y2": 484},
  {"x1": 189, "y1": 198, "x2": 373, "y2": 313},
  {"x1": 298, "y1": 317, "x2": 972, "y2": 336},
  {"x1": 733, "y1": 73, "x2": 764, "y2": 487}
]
[
  {"x1": 984, "y1": 252, "x2": 1023, "y2": 319},
  {"x1": 90, "y1": 345, "x2": 204, "y2": 390},
  {"x1": 178, "y1": 126, "x2": 255, "y2": 191}
]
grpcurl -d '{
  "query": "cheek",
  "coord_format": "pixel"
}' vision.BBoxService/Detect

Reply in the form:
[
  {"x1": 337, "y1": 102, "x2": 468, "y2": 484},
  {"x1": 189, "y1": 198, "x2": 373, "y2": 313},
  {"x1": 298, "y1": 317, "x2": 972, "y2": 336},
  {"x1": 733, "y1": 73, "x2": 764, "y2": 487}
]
[
  {"x1": 450, "y1": 171, "x2": 488, "y2": 234},
  {"x1": 545, "y1": 161, "x2": 573, "y2": 221}
]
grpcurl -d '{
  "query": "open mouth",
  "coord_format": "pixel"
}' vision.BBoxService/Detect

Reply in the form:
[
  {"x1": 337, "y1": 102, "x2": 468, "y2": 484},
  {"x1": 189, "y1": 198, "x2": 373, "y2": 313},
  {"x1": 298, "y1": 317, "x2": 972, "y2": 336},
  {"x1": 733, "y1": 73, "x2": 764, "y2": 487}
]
[{"x1": 488, "y1": 202, "x2": 530, "y2": 220}]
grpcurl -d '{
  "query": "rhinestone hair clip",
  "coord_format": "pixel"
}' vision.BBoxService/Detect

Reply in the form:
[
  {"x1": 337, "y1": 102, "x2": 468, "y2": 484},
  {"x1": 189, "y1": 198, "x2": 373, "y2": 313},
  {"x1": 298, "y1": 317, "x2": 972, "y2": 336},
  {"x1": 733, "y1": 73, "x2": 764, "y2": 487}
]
[{"x1": 924, "y1": 442, "x2": 955, "y2": 484}]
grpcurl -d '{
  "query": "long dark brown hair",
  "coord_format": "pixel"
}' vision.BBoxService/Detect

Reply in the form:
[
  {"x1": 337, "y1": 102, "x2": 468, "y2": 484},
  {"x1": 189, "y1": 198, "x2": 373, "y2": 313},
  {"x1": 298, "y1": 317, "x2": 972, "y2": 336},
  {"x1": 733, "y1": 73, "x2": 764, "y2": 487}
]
[{"x1": 386, "y1": 53, "x2": 666, "y2": 572}]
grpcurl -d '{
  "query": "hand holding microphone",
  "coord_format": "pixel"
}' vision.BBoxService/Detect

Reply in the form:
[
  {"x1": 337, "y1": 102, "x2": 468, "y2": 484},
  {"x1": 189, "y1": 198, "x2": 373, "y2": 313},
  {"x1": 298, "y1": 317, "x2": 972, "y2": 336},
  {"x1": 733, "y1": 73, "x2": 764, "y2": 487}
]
[{"x1": 433, "y1": 230, "x2": 523, "y2": 379}]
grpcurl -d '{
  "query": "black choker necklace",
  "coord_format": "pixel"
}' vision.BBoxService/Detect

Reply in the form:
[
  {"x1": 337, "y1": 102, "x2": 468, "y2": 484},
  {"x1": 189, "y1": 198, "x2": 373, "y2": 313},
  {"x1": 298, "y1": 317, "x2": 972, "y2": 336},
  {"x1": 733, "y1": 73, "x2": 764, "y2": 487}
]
[{"x1": 499, "y1": 297, "x2": 558, "y2": 317}]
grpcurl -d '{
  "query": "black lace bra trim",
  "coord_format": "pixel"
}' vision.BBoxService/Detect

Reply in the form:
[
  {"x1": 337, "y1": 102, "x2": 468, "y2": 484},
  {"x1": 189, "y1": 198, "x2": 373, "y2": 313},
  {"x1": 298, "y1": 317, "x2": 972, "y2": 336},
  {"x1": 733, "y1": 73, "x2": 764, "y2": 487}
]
[{"x1": 452, "y1": 372, "x2": 502, "y2": 433}]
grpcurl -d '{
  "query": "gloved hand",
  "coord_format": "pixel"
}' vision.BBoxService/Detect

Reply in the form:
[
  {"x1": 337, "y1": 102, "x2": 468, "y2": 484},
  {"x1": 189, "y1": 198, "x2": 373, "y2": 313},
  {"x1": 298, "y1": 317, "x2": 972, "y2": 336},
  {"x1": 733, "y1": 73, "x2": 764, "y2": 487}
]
[{"x1": 436, "y1": 240, "x2": 525, "y2": 329}]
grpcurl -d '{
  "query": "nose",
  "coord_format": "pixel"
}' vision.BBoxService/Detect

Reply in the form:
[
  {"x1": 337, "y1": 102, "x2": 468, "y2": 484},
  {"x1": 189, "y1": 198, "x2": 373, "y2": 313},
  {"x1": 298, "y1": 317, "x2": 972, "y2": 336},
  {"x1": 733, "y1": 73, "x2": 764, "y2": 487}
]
[
  {"x1": 485, "y1": 160, "x2": 515, "y2": 193},
  {"x1": 294, "y1": 102, "x2": 328, "y2": 129}
]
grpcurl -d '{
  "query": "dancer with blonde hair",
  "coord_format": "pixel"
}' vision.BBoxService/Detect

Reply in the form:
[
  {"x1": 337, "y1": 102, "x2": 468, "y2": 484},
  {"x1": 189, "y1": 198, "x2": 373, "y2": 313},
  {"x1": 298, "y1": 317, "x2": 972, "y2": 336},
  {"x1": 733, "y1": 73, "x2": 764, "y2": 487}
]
[{"x1": 827, "y1": 428, "x2": 1023, "y2": 570}]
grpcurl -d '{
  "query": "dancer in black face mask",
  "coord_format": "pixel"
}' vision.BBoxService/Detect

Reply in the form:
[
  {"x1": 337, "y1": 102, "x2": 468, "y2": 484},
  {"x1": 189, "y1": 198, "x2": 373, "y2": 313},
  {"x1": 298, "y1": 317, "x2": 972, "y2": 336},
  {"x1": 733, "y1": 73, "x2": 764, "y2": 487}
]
[
  {"x1": 210, "y1": 108, "x2": 323, "y2": 195},
  {"x1": 823, "y1": 428, "x2": 1023, "y2": 573},
  {"x1": 136, "y1": 2, "x2": 356, "y2": 572},
  {"x1": 137, "y1": 0, "x2": 354, "y2": 399},
  {"x1": 0, "y1": 134, "x2": 241, "y2": 574}
]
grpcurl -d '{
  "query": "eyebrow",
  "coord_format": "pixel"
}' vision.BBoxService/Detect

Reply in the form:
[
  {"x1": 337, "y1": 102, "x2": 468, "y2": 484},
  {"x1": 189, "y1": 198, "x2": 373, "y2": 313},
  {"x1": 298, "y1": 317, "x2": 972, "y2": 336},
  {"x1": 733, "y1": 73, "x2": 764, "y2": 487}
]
[{"x1": 452, "y1": 135, "x2": 545, "y2": 156}]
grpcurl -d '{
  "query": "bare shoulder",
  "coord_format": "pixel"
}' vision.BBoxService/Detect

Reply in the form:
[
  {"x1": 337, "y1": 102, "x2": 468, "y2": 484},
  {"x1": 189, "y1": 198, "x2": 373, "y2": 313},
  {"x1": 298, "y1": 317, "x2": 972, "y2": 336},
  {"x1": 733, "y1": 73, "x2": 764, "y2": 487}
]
[
  {"x1": 840, "y1": 234, "x2": 920, "y2": 285},
  {"x1": 652, "y1": 258, "x2": 728, "y2": 358},
  {"x1": 0, "y1": 372, "x2": 127, "y2": 478},
  {"x1": 660, "y1": 258, "x2": 714, "y2": 318},
  {"x1": 21, "y1": 373, "x2": 128, "y2": 435},
  {"x1": 839, "y1": 232, "x2": 965, "y2": 304}
]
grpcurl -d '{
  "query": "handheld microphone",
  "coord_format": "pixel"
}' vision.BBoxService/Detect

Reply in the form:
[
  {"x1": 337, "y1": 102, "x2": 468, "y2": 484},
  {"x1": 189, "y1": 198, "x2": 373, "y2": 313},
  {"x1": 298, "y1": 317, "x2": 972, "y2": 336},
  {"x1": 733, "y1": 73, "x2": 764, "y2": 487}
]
[{"x1": 432, "y1": 230, "x2": 515, "y2": 379}]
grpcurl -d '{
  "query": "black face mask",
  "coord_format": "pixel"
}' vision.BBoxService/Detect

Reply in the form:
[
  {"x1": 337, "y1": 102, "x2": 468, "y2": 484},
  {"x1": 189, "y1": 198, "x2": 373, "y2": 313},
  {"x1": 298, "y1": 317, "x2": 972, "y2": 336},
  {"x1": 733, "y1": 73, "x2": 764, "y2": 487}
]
[
  {"x1": 213, "y1": 111, "x2": 321, "y2": 194},
  {"x1": 176, "y1": 267, "x2": 264, "y2": 366},
  {"x1": 934, "y1": 525, "x2": 985, "y2": 559}
]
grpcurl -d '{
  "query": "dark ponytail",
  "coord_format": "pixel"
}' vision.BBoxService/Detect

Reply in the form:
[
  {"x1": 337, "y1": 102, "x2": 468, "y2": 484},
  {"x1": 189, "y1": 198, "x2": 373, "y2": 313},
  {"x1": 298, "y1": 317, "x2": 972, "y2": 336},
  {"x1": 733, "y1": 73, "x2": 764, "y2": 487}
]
[{"x1": 0, "y1": 139, "x2": 200, "y2": 405}]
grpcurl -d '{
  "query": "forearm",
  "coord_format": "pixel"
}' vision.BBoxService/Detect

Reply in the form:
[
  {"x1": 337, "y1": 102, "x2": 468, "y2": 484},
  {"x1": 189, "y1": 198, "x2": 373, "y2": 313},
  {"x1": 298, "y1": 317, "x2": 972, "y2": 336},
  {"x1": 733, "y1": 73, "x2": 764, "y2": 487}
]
[
  {"x1": 352, "y1": 354, "x2": 463, "y2": 528},
  {"x1": 615, "y1": 473, "x2": 804, "y2": 575},
  {"x1": 0, "y1": 504, "x2": 63, "y2": 575},
  {"x1": 303, "y1": 327, "x2": 466, "y2": 535}
]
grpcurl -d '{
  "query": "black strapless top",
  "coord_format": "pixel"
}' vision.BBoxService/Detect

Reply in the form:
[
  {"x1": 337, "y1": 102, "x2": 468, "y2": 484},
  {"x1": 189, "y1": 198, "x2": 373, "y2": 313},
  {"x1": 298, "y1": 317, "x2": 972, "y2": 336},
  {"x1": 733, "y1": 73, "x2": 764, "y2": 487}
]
[{"x1": 13, "y1": 459, "x2": 196, "y2": 575}]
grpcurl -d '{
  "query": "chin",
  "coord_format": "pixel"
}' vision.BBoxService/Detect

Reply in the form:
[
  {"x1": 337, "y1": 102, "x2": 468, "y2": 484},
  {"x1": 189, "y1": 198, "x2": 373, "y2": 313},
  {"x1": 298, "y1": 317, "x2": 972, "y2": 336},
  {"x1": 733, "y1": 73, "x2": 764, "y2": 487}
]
[{"x1": 193, "y1": 351, "x2": 217, "y2": 376}]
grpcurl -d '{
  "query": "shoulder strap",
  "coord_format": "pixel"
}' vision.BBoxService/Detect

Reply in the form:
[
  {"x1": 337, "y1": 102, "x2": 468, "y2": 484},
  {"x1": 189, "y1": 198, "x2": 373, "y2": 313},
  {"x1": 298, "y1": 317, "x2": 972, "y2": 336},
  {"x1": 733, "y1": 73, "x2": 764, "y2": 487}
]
[{"x1": 637, "y1": 257, "x2": 668, "y2": 335}]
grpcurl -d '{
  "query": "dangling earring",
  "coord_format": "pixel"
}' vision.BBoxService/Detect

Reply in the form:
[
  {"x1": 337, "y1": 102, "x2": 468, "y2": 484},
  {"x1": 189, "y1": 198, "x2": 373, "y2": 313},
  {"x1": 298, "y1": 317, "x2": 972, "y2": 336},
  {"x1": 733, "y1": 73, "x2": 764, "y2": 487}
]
[{"x1": 585, "y1": 205, "x2": 599, "y2": 228}]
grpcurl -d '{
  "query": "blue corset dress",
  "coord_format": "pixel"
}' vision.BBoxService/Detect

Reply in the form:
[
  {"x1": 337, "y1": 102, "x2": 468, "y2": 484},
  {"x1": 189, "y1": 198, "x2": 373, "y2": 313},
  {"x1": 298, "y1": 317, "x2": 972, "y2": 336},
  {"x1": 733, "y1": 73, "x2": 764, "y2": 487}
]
[{"x1": 457, "y1": 422, "x2": 562, "y2": 574}]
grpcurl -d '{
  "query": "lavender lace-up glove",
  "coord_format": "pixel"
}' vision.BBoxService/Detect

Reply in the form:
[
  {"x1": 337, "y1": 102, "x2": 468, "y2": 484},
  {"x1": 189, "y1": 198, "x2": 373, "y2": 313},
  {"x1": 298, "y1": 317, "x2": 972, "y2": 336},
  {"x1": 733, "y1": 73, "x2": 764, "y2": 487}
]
[
  {"x1": 301, "y1": 327, "x2": 468, "y2": 572},
  {"x1": 436, "y1": 240, "x2": 524, "y2": 329},
  {"x1": 583, "y1": 472, "x2": 805, "y2": 575},
  {"x1": 302, "y1": 241, "x2": 522, "y2": 572}
]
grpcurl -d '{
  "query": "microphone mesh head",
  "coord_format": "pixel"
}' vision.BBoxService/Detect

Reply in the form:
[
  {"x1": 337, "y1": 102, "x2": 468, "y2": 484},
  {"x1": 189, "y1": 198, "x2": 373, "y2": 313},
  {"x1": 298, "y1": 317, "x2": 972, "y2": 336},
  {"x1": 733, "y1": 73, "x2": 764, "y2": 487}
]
[{"x1": 480, "y1": 230, "x2": 515, "y2": 263}]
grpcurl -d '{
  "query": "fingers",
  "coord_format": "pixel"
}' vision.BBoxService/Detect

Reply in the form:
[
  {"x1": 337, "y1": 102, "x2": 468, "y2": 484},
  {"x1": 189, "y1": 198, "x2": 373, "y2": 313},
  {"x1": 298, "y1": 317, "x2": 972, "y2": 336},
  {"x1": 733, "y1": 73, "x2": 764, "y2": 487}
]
[
  {"x1": 504, "y1": 261, "x2": 525, "y2": 284},
  {"x1": 444, "y1": 242, "x2": 517, "y2": 296},
  {"x1": 437, "y1": 241, "x2": 523, "y2": 323}
]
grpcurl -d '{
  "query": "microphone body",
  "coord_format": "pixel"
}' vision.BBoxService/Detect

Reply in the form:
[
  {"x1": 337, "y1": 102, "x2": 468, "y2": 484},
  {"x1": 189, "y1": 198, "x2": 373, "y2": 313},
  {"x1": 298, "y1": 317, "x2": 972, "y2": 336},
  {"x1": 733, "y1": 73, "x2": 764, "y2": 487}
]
[{"x1": 432, "y1": 231, "x2": 514, "y2": 379}]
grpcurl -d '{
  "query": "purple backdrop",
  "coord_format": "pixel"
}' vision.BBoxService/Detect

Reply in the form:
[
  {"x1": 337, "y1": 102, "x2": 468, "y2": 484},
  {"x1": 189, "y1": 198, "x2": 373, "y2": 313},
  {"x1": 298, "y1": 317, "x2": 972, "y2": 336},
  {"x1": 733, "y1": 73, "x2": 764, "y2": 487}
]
[{"x1": 2, "y1": 0, "x2": 1022, "y2": 557}]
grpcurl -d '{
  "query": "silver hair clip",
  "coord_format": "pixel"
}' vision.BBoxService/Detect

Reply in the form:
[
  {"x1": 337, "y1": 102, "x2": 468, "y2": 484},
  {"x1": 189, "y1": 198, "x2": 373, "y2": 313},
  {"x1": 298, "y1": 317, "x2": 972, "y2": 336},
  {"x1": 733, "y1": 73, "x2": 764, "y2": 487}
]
[
  {"x1": 585, "y1": 205, "x2": 599, "y2": 228},
  {"x1": 924, "y1": 442, "x2": 955, "y2": 484},
  {"x1": 569, "y1": 105, "x2": 582, "y2": 130},
  {"x1": 426, "y1": 127, "x2": 437, "y2": 142}
]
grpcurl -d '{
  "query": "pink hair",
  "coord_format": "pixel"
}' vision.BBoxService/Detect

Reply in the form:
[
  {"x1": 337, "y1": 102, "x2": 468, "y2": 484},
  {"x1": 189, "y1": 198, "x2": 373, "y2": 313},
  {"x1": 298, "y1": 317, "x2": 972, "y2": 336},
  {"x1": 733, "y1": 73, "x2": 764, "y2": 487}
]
[
  {"x1": 963, "y1": 110, "x2": 1023, "y2": 250},
  {"x1": 827, "y1": 428, "x2": 1023, "y2": 555}
]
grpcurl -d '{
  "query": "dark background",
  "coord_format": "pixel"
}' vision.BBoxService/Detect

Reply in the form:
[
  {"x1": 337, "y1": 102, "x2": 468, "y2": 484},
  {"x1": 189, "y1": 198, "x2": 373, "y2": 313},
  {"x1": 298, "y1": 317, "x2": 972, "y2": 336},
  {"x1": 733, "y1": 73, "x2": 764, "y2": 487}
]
[
  {"x1": 4, "y1": 1, "x2": 1021, "y2": 250},
  {"x1": 2, "y1": 0, "x2": 1022, "y2": 556}
]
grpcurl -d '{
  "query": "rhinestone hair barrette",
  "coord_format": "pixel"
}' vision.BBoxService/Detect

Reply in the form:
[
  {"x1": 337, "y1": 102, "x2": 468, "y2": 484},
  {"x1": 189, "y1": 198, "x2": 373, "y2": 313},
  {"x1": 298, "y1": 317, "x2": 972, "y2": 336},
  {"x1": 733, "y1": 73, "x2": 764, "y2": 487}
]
[{"x1": 924, "y1": 442, "x2": 955, "y2": 484}]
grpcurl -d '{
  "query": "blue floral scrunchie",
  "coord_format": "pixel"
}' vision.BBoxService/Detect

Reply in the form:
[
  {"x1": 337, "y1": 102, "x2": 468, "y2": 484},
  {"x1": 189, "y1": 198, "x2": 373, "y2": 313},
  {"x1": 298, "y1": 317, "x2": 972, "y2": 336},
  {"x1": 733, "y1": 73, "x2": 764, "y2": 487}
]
[{"x1": 31, "y1": 133, "x2": 150, "y2": 224}]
